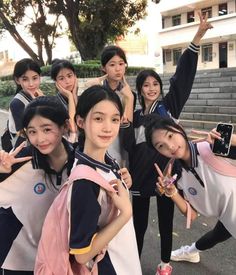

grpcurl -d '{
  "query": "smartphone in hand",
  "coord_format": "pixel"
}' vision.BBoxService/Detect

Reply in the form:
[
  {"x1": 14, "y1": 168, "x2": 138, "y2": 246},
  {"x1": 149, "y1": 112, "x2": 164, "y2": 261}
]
[{"x1": 212, "y1": 123, "x2": 234, "y2": 156}]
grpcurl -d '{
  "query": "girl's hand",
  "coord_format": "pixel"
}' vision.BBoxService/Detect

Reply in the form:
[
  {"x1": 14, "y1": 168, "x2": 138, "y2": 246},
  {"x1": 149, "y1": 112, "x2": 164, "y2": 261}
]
[
  {"x1": 119, "y1": 167, "x2": 132, "y2": 189},
  {"x1": 154, "y1": 162, "x2": 177, "y2": 197},
  {"x1": 85, "y1": 74, "x2": 108, "y2": 88},
  {"x1": 192, "y1": 12, "x2": 213, "y2": 45},
  {"x1": 108, "y1": 179, "x2": 132, "y2": 219},
  {"x1": 72, "y1": 78, "x2": 79, "y2": 104},
  {"x1": 56, "y1": 82, "x2": 72, "y2": 99},
  {"x1": 197, "y1": 11, "x2": 213, "y2": 38},
  {"x1": 191, "y1": 128, "x2": 221, "y2": 144},
  {"x1": 34, "y1": 89, "x2": 44, "y2": 97},
  {"x1": 0, "y1": 142, "x2": 32, "y2": 173},
  {"x1": 120, "y1": 77, "x2": 133, "y2": 99}
]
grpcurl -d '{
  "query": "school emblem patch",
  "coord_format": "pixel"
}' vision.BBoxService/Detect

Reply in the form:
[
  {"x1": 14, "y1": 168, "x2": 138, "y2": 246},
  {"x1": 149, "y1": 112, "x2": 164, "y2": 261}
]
[
  {"x1": 188, "y1": 187, "x2": 197, "y2": 196},
  {"x1": 34, "y1": 183, "x2": 46, "y2": 194}
]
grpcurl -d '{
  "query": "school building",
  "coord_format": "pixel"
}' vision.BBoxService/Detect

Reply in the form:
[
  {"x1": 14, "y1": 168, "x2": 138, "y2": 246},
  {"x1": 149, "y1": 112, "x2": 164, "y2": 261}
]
[{"x1": 159, "y1": 0, "x2": 236, "y2": 73}]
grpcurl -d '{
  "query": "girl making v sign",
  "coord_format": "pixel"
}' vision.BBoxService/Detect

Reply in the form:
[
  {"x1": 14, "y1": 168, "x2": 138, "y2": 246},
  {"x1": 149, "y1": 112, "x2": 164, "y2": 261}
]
[{"x1": 145, "y1": 114, "x2": 236, "y2": 269}]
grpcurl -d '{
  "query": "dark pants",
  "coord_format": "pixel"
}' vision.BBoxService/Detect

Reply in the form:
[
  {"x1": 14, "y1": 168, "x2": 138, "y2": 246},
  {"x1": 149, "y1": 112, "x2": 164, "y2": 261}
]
[
  {"x1": 196, "y1": 221, "x2": 232, "y2": 251},
  {"x1": 132, "y1": 194, "x2": 174, "y2": 263},
  {"x1": 0, "y1": 269, "x2": 33, "y2": 275}
]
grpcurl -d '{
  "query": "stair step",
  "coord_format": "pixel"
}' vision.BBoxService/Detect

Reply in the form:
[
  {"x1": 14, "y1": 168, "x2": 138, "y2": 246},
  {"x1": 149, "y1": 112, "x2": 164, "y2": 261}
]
[
  {"x1": 189, "y1": 93, "x2": 234, "y2": 99},
  {"x1": 182, "y1": 105, "x2": 236, "y2": 114},
  {"x1": 180, "y1": 112, "x2": 236, "y2": 123},
  {"x1": 180, "y1": 119, "x2": 236, "y2": 130},
  {"x1": 185, "y1": 99, "x2": 236, "y2": 106}
]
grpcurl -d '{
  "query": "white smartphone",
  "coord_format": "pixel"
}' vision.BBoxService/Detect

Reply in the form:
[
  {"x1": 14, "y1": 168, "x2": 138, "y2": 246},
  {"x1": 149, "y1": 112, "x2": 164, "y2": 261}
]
[{"x1": 212, "y1": 123, "x2": 234, "y2": 156}]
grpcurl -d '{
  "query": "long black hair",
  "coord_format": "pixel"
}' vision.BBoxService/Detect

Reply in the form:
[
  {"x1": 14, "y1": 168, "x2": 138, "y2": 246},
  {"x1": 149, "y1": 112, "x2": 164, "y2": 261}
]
[
  {"x1": 50, "y1": 59, "x2": 76, "y2": 80},
  {"x1": 13, "y1": 58, "x2": 41, "y2": 94},
  {"x1": 76, "y1": 85, "x2": 123, "y2": 146},
  {"x1": 136, "y1": 69, "x2": 163, "y2": 112},
  {"x1": 145, "y1": 114, "x2": 188, "y2": 150},
  {"x1": 101, "y1": 45, "x2": 128, "y2": 67},
  {"x1": 23, "y1": 96, "x2": 70, "y2": 190}
]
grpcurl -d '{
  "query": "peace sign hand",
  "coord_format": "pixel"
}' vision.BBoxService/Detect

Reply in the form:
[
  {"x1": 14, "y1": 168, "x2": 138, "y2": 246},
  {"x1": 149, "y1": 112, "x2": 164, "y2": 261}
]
[
  {"x1": 192, "y1": 11, "x2": 213, "y2": 45},
  {"x1": 0, "y1": 142, "x2": 32, "y2": 173},
  {"x1": 154, "y1": 161, "x2": 177, "y2": 197},
  {"x1": 191, "y1": 128, "x2": 221, "y2": 144}
]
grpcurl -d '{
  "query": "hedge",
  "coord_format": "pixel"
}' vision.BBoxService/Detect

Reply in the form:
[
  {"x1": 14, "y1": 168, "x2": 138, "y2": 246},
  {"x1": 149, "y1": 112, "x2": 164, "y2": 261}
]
[
  {"x1": 1, "y1": 62, "x2": 153, "y2": 81},
  {"x1": 0, "y1": 81, "x2": 55, "y2": 97}
]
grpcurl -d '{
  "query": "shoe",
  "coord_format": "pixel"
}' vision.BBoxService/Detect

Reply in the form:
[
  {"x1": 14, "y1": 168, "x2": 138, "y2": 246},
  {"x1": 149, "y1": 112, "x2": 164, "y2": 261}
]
[
  {"x1": 155, "y1": 264, "x2": 172, "y2": 275},
  {"x1": 171, "y1": 245, "x2": 200, "y2": 263}
]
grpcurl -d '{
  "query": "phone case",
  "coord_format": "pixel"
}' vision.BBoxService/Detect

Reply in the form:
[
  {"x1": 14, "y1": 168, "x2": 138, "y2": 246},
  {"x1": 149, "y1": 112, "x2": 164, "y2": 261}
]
[{"x1": 212, "y1": 123, "x2": 234, "y2": 156}]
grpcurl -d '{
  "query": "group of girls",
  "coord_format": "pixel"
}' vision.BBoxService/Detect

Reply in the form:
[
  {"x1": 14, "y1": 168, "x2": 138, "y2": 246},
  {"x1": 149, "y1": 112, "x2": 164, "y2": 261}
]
[
  {"x1": 1, "y1": 11, "x2": 232, "y2": 275},
  {"x1": 3, "y1": 56, "x2": 79, "y2": 152}
]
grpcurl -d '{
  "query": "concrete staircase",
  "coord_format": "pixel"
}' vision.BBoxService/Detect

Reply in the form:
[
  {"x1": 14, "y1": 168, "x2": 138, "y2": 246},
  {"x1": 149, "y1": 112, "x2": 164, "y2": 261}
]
[{"x1": 162, "y1": 68, "x2": 236, "y2": 133}]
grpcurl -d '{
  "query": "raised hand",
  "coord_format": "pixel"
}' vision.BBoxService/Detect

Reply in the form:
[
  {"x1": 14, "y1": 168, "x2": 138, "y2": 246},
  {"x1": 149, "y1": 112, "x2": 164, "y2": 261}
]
[
  {"x1": 0, "y1": 142, "x2": 32, "y2": 173},
  {"x1": 154, "y1": 161, "x2": 177, "y2": 197},
  {"x1": 191, "y1": 128, "x2": 221, "y2": 144},
  {"x1": 85, "y1": 74, "x2": 108, "y2": 88},
  {"x1": 192, "y1": 11, "x2": 213, "y2": 45},
  {"x1": 120, "y1": 76, "x2": 132, "y2": 99}
]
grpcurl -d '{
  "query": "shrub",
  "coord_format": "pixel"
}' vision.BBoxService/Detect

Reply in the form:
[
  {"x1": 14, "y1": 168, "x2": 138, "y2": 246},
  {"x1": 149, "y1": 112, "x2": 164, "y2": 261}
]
[
  {"x1": 39, "y1": 63, "x2": 154, "y2": 78},
  {"x1": 40, "y1": 82, "x2": 56, "y2": 96},
  {"x1": 0, "y1": 81, "x2": 16, "y2": 96}
]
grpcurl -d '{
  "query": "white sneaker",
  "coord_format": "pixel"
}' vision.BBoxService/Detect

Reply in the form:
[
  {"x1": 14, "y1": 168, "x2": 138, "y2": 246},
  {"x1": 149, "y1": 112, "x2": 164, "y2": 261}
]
[{"x1": 171, "y1": 245, "x2": 200, "y2": 263}]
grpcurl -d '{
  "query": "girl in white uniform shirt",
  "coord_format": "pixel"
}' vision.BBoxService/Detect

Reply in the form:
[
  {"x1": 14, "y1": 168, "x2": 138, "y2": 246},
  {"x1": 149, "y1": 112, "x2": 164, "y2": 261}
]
[
  {"x1": 144, "y1": 114, "x2": 236, "y2": 265},
  {"x1": 0, "y1": 96, "x2": 75, "y2": 275}
]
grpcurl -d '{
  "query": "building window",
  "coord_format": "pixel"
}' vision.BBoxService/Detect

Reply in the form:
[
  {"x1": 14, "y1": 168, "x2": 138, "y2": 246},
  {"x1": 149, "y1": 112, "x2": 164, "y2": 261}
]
[
  {"x1": 201, "y1": 7, "x2": 212, "y2": 18},
  {"x1": 163, "y1": 49, "x2": 172, "y2": 63},
  {"x1": 162, "y1": 17, "x2": 165, "y2": 29},
  {"x1": 172, "y1": 14, "x2": 181, "y2": 26},
  {"x1": 202, "y1": 44, "x2": 213, "y2": 62},
  {"x1": 187, "y1": 11, "x2": 195, "y2": 23},
  {"x1": 173, "y1": 48, "x2": 182, "y2": 65},
  {"x1": 219, "y1": 3, "x2": 227, "y2": 16}
]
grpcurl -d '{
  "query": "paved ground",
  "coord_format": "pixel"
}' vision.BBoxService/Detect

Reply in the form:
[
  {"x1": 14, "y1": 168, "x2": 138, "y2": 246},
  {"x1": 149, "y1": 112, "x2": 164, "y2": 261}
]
[{"x1": 0, "y1": 110, "x2": 236, "y2": 274}]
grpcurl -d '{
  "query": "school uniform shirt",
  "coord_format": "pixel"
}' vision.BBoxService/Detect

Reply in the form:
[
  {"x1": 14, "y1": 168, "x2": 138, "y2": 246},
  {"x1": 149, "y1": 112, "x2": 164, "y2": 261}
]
[
  {"x1": 178, "y1": 142, "x2": 236, "y2": 238},
  {"x1": 0, "y1": 139, "x2": 74, "y2": 271},
  {"x1": 8, "y1": 91, "x2": 33, "y2": 135},
  {"x1": 103, "y1": 79, "x2": 136, "y2": 167},
  {"x1": 124, "y1": 42, "x2": 200, "y2": 197},
  {"x1": 68, "y1": 148, "x2": 142, "y2": 275},
  {"x1": 56, "y1": 91, "x2": 68, "y2": 111}
]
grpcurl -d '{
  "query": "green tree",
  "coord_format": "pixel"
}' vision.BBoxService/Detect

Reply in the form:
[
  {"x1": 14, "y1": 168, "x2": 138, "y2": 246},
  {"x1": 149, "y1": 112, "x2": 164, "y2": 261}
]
[
  {"x1": 47, "y1": 0, "x2": 147, "y2": 60},
  {"x1": 0, "y1": 0, "x2": 62, "y2": 65}
]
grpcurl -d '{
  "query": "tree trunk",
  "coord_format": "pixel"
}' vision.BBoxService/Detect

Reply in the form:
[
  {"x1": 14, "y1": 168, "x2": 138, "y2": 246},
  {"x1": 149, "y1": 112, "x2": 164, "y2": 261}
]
[
  {"x1": 65, "y1": 14, "x2": 104, "y2": 60},
  {"x1": 0, "y1": 10, "x2": 44, "y2": 66}
]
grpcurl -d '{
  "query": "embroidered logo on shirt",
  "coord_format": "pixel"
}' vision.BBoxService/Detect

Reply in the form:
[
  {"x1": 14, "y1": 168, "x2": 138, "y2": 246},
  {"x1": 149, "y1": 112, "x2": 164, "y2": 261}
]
[
  {"x1": 34, "y1": 183, "x2": 46, "y2": 194},
  {"x1": 188, "y1": 187, "x2": 197, "y2": 196}
]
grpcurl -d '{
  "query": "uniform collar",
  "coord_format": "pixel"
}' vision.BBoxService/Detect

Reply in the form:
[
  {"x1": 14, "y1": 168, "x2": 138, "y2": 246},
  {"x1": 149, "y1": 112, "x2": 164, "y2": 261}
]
[
  {"x1": 103, "y1": 79, "x2": 123, "y2": 93},
  {"x1": 140, "y1": 99, "x2": 159, "y2": 116},
  {"x1": 180, "y1": 141, "x2": 198, "y2": 170},
  {"x1": 74, "y1": 146, "x2": 120, "y2": 173},
  {"x1": 19, "y1": 90, "x2": 33, "y2": 101}
]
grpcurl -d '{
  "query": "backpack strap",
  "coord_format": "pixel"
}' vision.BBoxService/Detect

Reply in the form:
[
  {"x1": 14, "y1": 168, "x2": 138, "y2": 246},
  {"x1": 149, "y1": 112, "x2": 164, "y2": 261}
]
[
  {"x1": 68, "y1": 164, "x2": 117, "y2": 274},
  {"x1": 67, "y1": 164, "x2": 117, "y2": 193},
  {"x1": 197, "y1": 141, "x2": 236, "y2": 177}
]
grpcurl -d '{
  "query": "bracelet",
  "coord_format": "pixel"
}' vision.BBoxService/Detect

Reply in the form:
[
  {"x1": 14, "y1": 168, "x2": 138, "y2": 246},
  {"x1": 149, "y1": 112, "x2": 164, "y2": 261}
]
[{"x1": 165, "y1": 187, "x2": 178, "y2": 198}]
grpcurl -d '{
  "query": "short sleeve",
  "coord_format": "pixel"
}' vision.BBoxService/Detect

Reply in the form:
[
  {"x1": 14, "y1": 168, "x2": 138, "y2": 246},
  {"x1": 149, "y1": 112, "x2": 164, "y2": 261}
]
[{"x1": 69, "y1": 179, "x2": 100, "y2": 255}]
